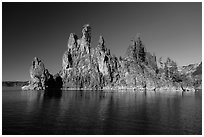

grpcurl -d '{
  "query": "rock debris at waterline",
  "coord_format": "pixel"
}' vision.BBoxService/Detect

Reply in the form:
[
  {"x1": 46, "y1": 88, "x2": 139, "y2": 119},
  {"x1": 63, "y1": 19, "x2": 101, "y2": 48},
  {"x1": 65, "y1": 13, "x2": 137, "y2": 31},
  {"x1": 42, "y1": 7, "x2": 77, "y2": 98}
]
[{"x1": 22, "y1": 24, "x2": 201, "y2": 91}]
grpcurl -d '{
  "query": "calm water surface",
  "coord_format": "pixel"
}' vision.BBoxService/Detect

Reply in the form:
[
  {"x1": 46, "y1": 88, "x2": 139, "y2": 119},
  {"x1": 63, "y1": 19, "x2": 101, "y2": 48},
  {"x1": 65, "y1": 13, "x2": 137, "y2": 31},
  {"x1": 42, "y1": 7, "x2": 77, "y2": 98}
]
[{"x1": 2, "y1": 88, "x2": 202, "y2": 135}]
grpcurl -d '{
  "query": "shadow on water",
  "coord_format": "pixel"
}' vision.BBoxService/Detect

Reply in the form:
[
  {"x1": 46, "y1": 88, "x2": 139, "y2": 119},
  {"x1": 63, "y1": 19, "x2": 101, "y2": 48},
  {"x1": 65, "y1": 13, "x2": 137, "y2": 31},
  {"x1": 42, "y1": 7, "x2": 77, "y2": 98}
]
[{"x1": 43, "y1": 89, "x2": 62, "y2": 99}]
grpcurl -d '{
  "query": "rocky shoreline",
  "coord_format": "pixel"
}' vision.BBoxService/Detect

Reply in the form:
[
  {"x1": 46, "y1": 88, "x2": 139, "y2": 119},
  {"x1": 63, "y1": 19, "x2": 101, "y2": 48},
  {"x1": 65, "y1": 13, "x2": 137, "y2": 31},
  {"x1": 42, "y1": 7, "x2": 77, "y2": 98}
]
[{"x1": 60, "y1": 85, "x2": 196, "y2": 92}]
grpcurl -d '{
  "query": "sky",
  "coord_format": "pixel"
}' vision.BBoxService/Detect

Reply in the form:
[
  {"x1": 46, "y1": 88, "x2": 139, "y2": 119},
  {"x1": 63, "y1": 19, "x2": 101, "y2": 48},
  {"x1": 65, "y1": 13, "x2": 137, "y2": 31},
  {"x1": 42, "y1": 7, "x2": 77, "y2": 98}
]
[{"x1": 2, "y1": 2, "x2": 202, "y2": 81}]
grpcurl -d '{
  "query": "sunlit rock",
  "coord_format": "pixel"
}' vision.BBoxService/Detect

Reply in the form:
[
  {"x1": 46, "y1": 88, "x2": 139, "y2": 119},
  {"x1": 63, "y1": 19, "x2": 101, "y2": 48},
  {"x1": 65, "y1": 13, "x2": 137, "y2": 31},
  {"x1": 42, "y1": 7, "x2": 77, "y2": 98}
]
[
  {"x1": 22, "y1": 57, "x2": 58, "y2": 90},
  {"x1": 22, "y1": 24, "x2": 200, "y2": 91}
]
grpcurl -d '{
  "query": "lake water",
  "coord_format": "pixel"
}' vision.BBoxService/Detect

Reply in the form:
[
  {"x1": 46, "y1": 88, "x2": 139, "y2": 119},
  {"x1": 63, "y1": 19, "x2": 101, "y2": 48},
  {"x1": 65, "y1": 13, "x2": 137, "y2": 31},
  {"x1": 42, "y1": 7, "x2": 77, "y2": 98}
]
[{"x1": 2, "y1": 88, "x2": 202, "y2": 135}]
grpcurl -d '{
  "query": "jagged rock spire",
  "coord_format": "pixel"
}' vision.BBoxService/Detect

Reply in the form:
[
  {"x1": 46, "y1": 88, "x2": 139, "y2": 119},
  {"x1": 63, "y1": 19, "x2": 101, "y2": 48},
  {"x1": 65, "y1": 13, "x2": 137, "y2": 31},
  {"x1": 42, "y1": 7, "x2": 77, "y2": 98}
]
[
  {"x1": 98, "y1": 36, "x2": 106, "y2": 52},
  {"x1": 23, "y1": 57, "x2": 50, "y2": 90},
  {"x1": 82, "y1": 24, "x2": 91, "y2": 43},
  {"x1": 67, "y1": 33, "x2": 78, "y2": 50},
  {"x1": 30, "y1": 57, "x2": 45, "y2": 79},
  {"x1": 22, "y1": 57, "x2": 63, "y2": 90},
  {"x1": 99, "y1": 35, "x2": 104, "y2": 45},
  {"x1": 79, "y1": 24, "x2": 91, "y2": 54}
]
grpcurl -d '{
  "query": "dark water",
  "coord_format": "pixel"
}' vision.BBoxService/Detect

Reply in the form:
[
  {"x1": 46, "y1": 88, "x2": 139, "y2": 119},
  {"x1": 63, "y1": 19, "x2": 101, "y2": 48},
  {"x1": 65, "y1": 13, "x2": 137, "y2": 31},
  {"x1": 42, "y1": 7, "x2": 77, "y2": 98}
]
[{"x1": 2, "y1": 88, "x2": 202, "y2": 135}]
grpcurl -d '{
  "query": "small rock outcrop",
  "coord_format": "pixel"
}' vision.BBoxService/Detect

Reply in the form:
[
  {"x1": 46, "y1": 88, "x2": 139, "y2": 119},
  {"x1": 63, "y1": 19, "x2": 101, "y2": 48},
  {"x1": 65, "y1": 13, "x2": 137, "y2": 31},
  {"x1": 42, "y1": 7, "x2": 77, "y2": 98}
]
[{"x1": 22, "y1": 57, "x2": 62, "y2": 90}]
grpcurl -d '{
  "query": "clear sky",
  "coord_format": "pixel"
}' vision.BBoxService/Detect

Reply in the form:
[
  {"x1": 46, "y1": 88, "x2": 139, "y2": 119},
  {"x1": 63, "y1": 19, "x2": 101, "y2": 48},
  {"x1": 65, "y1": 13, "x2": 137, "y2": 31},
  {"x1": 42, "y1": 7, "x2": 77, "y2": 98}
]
[{"x1": 2, "y1": 2, "x2": 202, "y2": 81}]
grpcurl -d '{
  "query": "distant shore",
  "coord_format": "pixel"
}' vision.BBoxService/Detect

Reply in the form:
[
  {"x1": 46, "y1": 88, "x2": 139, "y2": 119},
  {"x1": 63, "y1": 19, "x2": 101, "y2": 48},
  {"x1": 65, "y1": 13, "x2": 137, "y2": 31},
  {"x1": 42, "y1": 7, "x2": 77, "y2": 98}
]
[{"x1": 2, "y1": 81, "x2": 29, "y2": 87}]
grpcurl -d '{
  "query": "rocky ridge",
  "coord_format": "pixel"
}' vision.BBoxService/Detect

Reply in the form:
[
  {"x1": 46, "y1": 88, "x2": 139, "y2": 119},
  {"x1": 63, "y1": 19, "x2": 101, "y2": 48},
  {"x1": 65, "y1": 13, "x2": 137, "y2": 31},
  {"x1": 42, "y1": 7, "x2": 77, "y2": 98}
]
[{"x1": 22, "y1": 24, "x2": 202, "y2": 91}]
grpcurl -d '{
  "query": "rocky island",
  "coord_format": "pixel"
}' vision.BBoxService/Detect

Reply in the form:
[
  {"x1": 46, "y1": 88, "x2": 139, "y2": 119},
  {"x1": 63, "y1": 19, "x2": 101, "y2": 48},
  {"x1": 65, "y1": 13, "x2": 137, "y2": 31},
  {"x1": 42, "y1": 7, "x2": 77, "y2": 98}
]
[{"x1": 22, "y1": 24, "x2": 202, "y2": 91}]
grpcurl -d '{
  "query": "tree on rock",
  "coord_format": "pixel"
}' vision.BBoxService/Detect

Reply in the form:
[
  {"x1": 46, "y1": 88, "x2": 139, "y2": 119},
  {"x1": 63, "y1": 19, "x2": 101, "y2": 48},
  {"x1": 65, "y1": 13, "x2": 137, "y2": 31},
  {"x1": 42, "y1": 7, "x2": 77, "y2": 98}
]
[
  {"x1": 136, "y1": 36, "x2": 146, "y2": 63},
  {"x1": 164, "y1": 57, "x2": 178, "y2": 80}
]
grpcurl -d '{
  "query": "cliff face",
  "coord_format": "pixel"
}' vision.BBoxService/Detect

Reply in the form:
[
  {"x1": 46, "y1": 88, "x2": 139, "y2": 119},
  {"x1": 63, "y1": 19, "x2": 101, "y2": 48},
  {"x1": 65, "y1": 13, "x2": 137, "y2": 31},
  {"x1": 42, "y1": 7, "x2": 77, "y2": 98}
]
[
  {"x1": 60, "y1": 25, "x2": 118, "y2": 89},
  {"x1": 59, "y1": 24, "x2": 170, "y2": 90},
  {"x1": 178, "y1": 63, "x2": 200, "y2": 75},
  {"x1": 22, "y1": 24, "x2": 201, "y2": 91},
  {"x1": 178, "y1": 62, "x2": 202, "y2": 89}
]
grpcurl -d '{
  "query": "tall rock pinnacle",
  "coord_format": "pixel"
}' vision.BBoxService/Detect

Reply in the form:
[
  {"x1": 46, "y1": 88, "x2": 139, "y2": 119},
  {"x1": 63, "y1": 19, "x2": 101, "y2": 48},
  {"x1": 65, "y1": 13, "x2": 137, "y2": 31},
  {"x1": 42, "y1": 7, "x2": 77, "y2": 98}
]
[
  {"x1": 67, "y1": 33, "x2": 78, "y2": 51},
  {"x1": 98, "y1": 36, "x2": 106, "y2": 52},
  {"x1": 80, "y1": 24, "x2": 91, "y2": 54}
]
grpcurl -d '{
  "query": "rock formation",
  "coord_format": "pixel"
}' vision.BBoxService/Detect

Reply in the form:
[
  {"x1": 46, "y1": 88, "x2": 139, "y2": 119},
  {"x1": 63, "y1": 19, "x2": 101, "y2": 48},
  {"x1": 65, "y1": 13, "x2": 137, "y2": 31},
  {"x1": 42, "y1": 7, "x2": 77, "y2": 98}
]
[
  {"x1": 22, "y1": 57, "x2": 62, "y2": 90},
  {"x1": 22, "y1": 24, "x2": 201, "y2": 91},
  {"x1": 60, "y1": 25, "x2": 103, "y2": 89},
  {"x1": 59, "y1": 25, "x2": 159, "y2": 90}
]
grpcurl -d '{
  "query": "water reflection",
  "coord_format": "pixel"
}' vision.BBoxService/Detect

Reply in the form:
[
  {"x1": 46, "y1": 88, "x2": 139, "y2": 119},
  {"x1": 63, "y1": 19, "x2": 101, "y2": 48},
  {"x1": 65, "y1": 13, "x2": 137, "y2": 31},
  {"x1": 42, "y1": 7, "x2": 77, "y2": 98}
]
[
  {"x1": 3, "y1": 90, "x2": 202, "y2": 135},
  {"x1": 44, "y1": 90, "x2": 62, "y2": 99}
]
